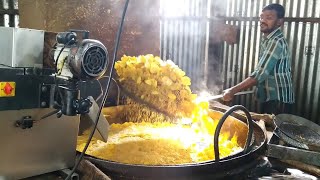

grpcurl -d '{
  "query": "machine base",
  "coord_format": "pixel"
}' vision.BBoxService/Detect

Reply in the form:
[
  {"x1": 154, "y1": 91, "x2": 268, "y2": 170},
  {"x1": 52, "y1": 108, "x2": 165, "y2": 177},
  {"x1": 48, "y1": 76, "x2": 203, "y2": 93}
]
[{"x1": 0, "y1": 108, "x2": 79, "y2": 179}]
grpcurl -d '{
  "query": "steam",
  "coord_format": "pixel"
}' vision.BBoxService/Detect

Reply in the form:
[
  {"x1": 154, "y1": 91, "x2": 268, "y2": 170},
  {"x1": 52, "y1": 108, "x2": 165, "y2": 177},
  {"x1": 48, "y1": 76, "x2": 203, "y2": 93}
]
[{"x1": 160, "y1": 0, "x2": 224, "y2": 95}]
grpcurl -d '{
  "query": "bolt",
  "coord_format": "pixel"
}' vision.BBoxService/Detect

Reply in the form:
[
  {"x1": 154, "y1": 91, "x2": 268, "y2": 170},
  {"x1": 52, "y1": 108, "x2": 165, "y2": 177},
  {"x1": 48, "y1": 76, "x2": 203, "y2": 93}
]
[
  {"x1": 41, "y1": 86, "x2": 47, "y2": 92},
  {"x1": 41, "y1": 101, "x2": 47, "y2": 107}
]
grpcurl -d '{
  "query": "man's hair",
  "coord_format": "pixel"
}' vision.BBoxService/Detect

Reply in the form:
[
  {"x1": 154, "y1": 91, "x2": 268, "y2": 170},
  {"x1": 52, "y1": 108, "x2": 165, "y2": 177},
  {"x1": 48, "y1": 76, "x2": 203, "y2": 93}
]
[{"x1": 263, "y1": 3, "x2": 285, "y2": 19}]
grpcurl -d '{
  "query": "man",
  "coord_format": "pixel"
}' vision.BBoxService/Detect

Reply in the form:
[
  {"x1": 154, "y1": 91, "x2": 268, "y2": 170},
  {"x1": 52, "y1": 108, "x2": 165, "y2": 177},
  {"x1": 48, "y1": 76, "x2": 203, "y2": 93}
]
[{"x1": 223, "y1": 3, "x2": 294, "y2": 115}]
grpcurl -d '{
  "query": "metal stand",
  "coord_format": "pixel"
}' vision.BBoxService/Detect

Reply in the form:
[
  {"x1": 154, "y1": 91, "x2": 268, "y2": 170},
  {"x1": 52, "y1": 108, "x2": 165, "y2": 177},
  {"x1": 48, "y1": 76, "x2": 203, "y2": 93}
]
[{"x1": 58, "y1": 169, "x2": 79, "y2": 180}]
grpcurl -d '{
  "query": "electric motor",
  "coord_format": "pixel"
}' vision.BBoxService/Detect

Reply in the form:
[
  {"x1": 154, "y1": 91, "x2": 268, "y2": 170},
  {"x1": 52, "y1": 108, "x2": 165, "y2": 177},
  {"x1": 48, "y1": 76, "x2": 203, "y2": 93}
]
[{"x1": 54, "y1": 31, "x2": 108, "y2": 81}]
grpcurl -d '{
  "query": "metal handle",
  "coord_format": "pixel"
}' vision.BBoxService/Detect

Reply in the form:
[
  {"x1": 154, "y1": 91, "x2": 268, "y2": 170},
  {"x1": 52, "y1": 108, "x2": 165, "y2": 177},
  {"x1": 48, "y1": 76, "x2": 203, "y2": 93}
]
[
  {"x1": 213, "y1": 105, "x2": 254, "y2": 161},
  {"x1": 206, "y1": 90, "x2": 254, "y2": 101}
]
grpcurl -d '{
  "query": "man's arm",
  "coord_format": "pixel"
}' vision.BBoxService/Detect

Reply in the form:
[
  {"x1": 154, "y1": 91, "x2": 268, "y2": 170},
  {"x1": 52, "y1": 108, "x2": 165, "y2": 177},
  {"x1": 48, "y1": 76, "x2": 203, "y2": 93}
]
[
  {"x1": 223, "y1": 77, "x2": 257, "y2": 101},
  {"x1": 223, "y1": 38, "x2": 283, "y2": 101}
]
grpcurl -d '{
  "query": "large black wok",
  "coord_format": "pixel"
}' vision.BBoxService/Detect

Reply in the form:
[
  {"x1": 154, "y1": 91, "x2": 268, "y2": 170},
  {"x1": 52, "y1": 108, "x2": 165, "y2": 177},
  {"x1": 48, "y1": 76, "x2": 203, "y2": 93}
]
[{"x1": 83, "y1": 105, "x2": 267, "y2": 179}]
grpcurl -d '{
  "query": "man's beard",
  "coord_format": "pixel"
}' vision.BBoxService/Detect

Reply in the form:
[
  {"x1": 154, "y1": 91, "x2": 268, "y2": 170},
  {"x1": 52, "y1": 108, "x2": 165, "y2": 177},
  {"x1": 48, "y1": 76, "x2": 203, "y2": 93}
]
[{"x1": 260, "y1": 23, "x2": 278, "y2": 34}]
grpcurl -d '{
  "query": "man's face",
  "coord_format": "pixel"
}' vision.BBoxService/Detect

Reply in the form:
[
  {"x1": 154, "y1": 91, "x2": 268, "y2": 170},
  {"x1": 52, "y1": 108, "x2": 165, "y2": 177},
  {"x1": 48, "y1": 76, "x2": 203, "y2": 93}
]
[{"x1": 259, "y1": 10, "x2": 282, "y2": 34}]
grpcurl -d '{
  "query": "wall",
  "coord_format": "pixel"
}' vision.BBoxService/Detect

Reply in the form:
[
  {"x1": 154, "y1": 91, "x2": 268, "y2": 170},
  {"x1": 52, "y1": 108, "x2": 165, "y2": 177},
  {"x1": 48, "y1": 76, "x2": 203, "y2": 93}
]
[
  {"x1": 160, "y1": 0, "x2": 239, "y2": 94},
  {"x1": 159, "y1": 0, "x2": 209, "y2": 91},
  {"x1": 18, "y1": 0, "x2": 160, "y2": 60}
]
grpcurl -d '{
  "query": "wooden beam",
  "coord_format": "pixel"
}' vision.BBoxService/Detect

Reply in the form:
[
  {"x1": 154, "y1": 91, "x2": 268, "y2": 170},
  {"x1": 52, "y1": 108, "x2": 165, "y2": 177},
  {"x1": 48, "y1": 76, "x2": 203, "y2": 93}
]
[
  {"x1": 161, "y1": 16, "x2": 320, "y2": 23},
  {"x1": 0, "y1": 9, "x2": 19, "y2": 15}
]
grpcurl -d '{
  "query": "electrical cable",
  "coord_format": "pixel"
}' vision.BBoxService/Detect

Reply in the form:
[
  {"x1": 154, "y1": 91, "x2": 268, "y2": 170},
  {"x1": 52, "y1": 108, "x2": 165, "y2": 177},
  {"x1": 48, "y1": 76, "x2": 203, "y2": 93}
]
[
  {"x1": 53, "y1": 38, "x2": 75, "y2": 108},
  {"x1": 95, "y1": 76, "x2": 120, "y2": 105},
  {"x1": 64, "y1": 0, "x2": 130, "y2": 179}
]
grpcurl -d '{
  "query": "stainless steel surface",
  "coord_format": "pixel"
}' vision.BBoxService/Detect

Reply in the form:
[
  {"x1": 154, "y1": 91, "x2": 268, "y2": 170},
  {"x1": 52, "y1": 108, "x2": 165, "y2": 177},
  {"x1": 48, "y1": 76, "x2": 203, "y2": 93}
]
[
  {"x1": 160, "y1": 0, "x2": 209, "y2": 90},
  {"x1": 83, "y1": 96, "x2": 110, "y2": 142},
  {"x1": 0, "y1": 27, "x2": 44, "y2": 68},
  {"x1": 0, "y1": 108, "x2": 80, "y2": 179},
  {"x1": 220, "y1": 0, "x2": 320, "y2": 124}
]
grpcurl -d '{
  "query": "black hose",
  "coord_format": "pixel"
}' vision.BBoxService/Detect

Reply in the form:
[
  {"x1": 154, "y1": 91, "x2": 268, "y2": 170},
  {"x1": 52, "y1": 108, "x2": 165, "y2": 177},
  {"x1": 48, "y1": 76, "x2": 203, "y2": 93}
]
[
  {"x1": 213, "y1": 105, "x2": 254, "y2": 161},
  {"x1": 64, "y1": 0, "x2": 130, "y2": 179}
]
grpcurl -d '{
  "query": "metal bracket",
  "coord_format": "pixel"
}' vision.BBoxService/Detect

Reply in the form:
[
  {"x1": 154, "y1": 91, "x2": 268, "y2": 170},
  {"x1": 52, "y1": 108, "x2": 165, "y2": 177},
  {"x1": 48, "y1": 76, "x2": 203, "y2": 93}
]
[
  {"x1": 40, "y1": 84, "x2": 52, "y2": 108},
  {"x1": 15, "y1": 116, "x2": 33, "y2": 129},
  {"x1": 58, "y1": 168, "x2": 79, "y2": 180}
]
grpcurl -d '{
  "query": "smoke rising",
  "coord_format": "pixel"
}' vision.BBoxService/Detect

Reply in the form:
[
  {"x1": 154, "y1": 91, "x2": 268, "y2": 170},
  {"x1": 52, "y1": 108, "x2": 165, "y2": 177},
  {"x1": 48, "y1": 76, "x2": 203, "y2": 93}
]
[{"x1": 160, "y1": 0, "x2": 225, "y2": 95}]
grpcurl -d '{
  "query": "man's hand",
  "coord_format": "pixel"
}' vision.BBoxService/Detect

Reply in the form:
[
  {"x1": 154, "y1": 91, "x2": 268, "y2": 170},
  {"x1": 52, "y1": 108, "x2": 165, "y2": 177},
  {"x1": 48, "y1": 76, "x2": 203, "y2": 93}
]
[
  {"x1": 222, "y1": 88, "x2": 235, "y2": 101},
  {"x1": 222, "y1": 77, "x2": 257, "y2": 102}
]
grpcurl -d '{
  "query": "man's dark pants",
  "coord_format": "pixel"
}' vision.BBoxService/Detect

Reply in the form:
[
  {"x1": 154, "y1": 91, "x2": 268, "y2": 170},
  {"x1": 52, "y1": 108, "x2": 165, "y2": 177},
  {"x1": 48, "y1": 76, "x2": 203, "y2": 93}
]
[{"x1": 261, "y1": 100, "x2": 293, "y2": 115}]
